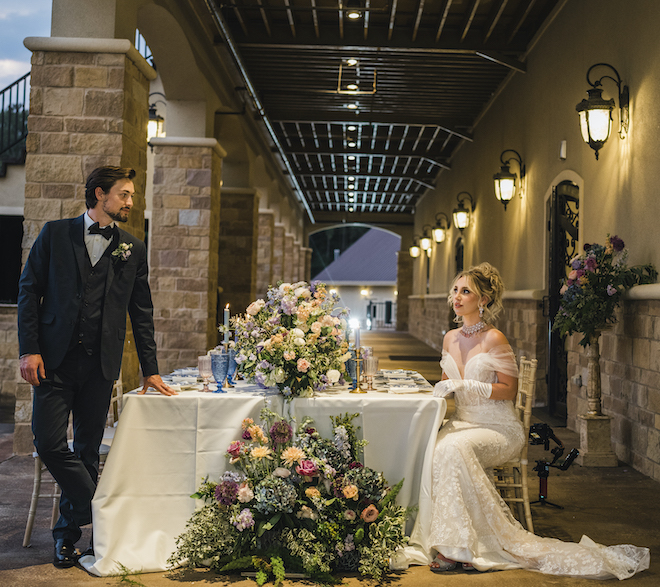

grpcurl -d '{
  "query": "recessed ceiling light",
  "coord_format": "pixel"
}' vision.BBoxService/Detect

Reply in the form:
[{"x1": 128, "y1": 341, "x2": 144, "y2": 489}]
[
  {"x1": 347, "y1": 126, "x2": 356, "y2": 131},
  {"x1": 349, "y1": 197, "x2": 355, "y2": 202},
  {"x1": 348, "y1": 184, "x2": 355, "y2": 189},
  {"x1": 347, "y1": 58, "x2": 358, "y2": 66},
  {"x1": 348, "y1": 155, "x2": 356, "y2": 161},
  {"x1": 349, "y1": 192, "x2": 355, "y2": 196},
  {"x1": 346, "y1": 103, "x2": 358, "y2": 110},
  {"x1": 349, "y1": 206, "x2": 354, "y2": 212},
  {"x1": 347, "y1": 83, "x2": 358, "y2": 90},
  {"x1": 348, "y1": 141, "x2": 356, "y2": 147},
  {"x1": 348, "y1": 176, "x2": 355, "y2": 181},
  {"x1": 347, "y1": 10, "x2": 361, "y2": 20}
]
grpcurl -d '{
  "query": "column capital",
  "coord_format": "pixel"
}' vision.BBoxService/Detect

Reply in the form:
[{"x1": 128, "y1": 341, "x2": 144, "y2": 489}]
[
  {"x1": 149, "y1": 136, "x2": 227, "y2": 158},
  {"x1": 23, "y1": 36, "x2": 156, "y2": 80}
]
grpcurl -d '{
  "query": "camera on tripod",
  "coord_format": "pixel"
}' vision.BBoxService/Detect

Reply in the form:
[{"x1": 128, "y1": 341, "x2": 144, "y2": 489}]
[{"x1": 528, "y1": 422, "x2": 579, "y2": 508}]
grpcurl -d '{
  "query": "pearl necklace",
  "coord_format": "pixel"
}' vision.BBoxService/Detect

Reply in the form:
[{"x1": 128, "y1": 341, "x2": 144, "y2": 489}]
[{"x1": 460, "y1": 321, "x2": 485, "y2": 338}]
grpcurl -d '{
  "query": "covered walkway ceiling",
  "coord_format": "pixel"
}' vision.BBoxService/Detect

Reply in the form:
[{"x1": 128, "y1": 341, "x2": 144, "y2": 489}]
[{"x1": 201, "y1": 0, "x2": 562, "y2": 224}]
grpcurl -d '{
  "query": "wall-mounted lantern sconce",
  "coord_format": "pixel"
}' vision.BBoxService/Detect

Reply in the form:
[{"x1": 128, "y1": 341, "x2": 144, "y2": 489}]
[
  {"x1": 420, "y1": 225, "x2": 433, "y2": 251},
  {"x1": 433, "y1": 212, "x2": 449, "y2": 243},
  {"x1": 147, "y1": 92, "x2": 167, "y2": 140},
  {"x1": 409, "y1": 236, "x2": 421, "y2": 258},
  {"x1": 493, "y1": 150, "x2": 525, "y2": 211},
  {"x1": 452, "y1": 192, "x2": 475, "y2": 231},
  {"x1": 576, "y1": 63, "x2": 629, "y2": 160}
]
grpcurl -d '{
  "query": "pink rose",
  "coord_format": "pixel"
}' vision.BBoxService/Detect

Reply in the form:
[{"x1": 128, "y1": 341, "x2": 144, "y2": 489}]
[
  {"x1": 296, "y1": 459, "x2": 318, "y2": 477},
  {"x1": 568, "y1": 270, "x2": 578, "y2": 280},
  {"x1": 559, "y1": 284, "x2": 568, "y2": 295},
  {"x1": 297, "y1": 358, "x2": 311, "y2": 373},
  {"x1": 227, "y1": 441, "x2": 244, "y2": 458},
  {"x1": 237, "y1": 483, "x2": 254, "y2": 503},
  {"x1": 344, "y1": 509, "x2": 356, "y2": 521}
]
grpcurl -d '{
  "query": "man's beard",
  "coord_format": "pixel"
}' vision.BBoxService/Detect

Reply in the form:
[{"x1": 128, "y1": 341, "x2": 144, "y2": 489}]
[{"x1": 107, "y1": 210, "x2": 129, "y2": 223}]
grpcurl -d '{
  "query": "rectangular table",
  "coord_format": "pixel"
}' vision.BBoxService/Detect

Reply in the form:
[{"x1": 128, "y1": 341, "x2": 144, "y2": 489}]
[{"x1": 82, "y1": 384, "x2": 446, "y2": 576}]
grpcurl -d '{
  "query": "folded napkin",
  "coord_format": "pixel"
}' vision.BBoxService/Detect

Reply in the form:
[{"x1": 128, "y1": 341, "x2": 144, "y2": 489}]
[{"x1": 388, "y1": 384, "x2": 421, "y2": 394}]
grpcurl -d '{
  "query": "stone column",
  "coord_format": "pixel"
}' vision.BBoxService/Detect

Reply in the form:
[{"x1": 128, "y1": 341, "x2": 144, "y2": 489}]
[
  {"x1": 291, "y1": 242, "x2": 301, "y2": 282},
  {"x1": 283, "y1": 233, "x2": 294, "y2": 282},
  {"x1": 396, "y1": 251, "x2": 412, "y2": 331},
  {"x1": 218, "y1": 188, "x2": 259, "y2": 316},
  {"x1": 256, "y1": 210, "x2": 275, "y2": 297},
  {"x1": 149, "y1": 137, "x2": 225, "y2": 375},
  {"x1": 301, "y1": 247, "x2": 312, "y2": 282},
  {"x1": 272, "y1": 224, "x2": 285, "y2": 284},
  {"x1": 15, "y1": 37, "x2": 155, "y2": 455}
]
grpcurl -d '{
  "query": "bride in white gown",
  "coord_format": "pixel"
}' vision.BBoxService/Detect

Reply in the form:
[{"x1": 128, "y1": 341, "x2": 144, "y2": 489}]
[{"x1": 424, "y1": 263, "x2": 649, "y2": 579}]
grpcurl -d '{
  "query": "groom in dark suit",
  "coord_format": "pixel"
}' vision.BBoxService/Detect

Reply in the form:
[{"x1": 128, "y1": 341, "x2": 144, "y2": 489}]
[{"x1": 18, "y1": 166, "x2": 176, "y2": 568}]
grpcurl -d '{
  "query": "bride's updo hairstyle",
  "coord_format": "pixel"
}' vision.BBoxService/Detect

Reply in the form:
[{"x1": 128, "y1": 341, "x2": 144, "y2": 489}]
[{"x1": 448, "y1": 262, "x2": 505, "y2": 324}]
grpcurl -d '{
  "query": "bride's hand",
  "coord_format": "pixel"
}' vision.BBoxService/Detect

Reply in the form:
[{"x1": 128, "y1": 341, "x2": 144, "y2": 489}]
[{"x1": 433, "y1": 379, "x2": 463, "y2": 398}]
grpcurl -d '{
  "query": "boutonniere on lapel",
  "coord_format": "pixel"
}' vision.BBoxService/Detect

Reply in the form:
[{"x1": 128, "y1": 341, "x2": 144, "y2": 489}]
[{"x1": 111, "y1": 242, "x2": 133, "y2": 264}]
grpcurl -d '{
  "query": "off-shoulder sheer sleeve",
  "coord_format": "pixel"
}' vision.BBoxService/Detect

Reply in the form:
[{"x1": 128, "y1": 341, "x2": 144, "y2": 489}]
[{"x1": 479, "y1": 344, "x2": 518, "y2": 378}]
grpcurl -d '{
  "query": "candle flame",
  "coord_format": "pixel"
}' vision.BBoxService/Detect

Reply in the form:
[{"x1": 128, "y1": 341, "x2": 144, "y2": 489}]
[{"x1": 225, "y1": 303, "x2": 230, "y2": 309}]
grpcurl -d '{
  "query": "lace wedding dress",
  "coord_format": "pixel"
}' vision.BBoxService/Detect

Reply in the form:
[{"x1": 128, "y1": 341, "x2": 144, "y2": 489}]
[{"x1": 401, "y1": 344, "x2": 649, "y2": 580}]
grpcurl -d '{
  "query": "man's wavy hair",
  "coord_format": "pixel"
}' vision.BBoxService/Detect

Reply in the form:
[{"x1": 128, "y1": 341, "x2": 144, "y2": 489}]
[{"x1": 85, "y1": 166, "x2": 136, "y2": 209}]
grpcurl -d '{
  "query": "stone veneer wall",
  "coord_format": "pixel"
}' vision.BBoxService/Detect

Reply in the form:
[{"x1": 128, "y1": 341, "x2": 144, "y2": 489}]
[
  {"x1": 149, "y1": 139, "x2": 224, "y2": 375},
  {"x1": 0, "y1": 307, "x2": 19, "y2": 424},
  {"x1": 257, "y1": 211, "x2": 275, "y2": 297},
  {"x1": 302, "y1": 247, "x2": 312, "y2": 283},
  {"x1": 566, "y1": 299, "x2": 660, "y2": 481},
  {"x1": 218, "y1": 189, "x2": 259, "y2": 317},
  {"x1": 283, "y1": 234, "x2": 294, "y2": 282},
  {"x1": 272, "y1": 224, "x2": 285, "y2": 284},
  {"x1": 14, "y1": 38, "x2": 155, "y2": 454}
]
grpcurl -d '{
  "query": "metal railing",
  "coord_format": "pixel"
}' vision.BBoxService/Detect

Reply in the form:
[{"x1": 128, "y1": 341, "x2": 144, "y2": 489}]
[{"x1": 0, "y1": 72, "x2": 30, "y2": 165}]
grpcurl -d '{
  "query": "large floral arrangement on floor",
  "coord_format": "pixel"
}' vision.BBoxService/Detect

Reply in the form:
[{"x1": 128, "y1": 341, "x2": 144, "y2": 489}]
[
  {"x1": 553, "y1": 235, "x2": 656, "y2": 346},
  {"x1": 168, "y1": 409, "x2": 409, "y2": 583},
  {"x1": 233, "y1": 281, "x2": 351, "y2": 398}
]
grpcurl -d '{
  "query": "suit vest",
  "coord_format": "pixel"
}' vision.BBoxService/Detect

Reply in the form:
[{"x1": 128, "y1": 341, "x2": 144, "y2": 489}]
[{"x1": 69, "y1": 247, "x2": 112, "y2": 355}]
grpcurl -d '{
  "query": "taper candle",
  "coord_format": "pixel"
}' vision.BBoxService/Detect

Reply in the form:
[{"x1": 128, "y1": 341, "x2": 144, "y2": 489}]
[{"x1": 224, "y1": 304, "x2": 230, "y2": 344}]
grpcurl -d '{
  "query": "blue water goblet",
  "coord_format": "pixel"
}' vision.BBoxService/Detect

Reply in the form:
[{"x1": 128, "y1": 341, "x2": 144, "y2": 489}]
[
  {"x1": 227, "y1": 349, "x2": 237, "y2": 386},
  {"x1": 346, "y1": 348, "x2": 357, "y2": 390},
  {"x1": 211, "y1": 352, "x2": 229, "y2": 393}
]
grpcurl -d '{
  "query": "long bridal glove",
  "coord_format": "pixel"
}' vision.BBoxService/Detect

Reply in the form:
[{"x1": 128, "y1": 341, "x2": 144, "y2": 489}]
[
  {"x1": 433, "y1": 379, "x2": 463, "y2": 398},
  {"x1": 462, "y1": 379, "x2": 493, "y2": 398}
]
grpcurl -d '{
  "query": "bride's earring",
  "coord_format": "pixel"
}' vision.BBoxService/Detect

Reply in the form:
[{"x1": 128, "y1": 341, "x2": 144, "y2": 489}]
[{"x1": 479, "y1": 305, "x2": 484, "y2": 318}]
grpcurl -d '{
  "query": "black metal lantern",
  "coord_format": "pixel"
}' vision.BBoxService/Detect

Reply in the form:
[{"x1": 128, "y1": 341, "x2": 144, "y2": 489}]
[
  {"x1": 452, "y1": 192, "x2": 475, "y2": 231},
  {"x1": 576, "y1": 63, "x2": 629, "y2": 160},
  {"x1": 493, "y1": 150, "x2": 525, "y2": 211}
]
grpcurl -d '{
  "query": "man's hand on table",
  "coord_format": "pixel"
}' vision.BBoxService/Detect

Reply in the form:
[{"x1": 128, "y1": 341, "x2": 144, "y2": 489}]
[{"x1": 140, "y1": 374, "x2": 178, "y2": 396}]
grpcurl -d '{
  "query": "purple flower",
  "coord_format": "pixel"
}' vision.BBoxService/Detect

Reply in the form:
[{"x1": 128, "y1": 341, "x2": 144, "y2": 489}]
[
  {"x1": 607, "y1": 285, "x2": 617, "y2": 296},
  {"x1": 269, "y1": 420, "x2": 293, "y2": 445},
  {"x1": 585, "y1": 257, "x2": 597, "y2": 272},
  {"x1": 610, "y1": 235, "x2": 625, "y2": 252},
  {"x1": 583, "y1": 243, "x2": 591, "y2": 251},
  {"x1": 231, "y1": 508, "x2": 255, "y2": 531},
  {"x1": 215, "y1": 480, "x2": 239, "y2": 505},
  {"x1": 571, "y1": 258, "x2": 582, "y2": 270}
]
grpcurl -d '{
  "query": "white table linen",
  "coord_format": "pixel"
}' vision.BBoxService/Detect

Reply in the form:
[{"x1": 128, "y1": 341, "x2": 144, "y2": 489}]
[{"x1": 82, "y1": 384, "x2": 445, "y2": 576}]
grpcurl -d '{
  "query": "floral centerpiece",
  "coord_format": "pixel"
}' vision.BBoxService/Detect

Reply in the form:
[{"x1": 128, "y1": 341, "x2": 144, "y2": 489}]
[
  {"x1": 168, "y1": 409, "x2": 409, "y2": 583},
  {"x1": 553, "y1": 235, "x2": 656, "y2": 346},
  {"x1": 233, "y1": 281, "x2": 351, "y2": 398}
]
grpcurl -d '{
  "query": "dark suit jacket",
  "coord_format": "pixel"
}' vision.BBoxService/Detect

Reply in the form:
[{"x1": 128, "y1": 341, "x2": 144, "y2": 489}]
[{"x1": 18, "y1": 214, "x2": 159, "y2": 381}]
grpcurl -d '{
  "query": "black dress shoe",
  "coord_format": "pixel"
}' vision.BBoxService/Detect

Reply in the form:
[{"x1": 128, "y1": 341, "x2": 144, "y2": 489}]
[{"x1": 53, "y1": 538, "x2": 78, "y2": 568}]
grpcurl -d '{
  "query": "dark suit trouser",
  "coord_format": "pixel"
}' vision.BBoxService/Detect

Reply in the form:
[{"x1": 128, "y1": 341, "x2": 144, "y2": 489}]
[{"x1": 32, "y1": 344, "x2": 114, "y2": 542}]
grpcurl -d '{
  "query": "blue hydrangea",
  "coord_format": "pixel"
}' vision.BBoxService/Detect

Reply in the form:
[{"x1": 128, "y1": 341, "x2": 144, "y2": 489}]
[{"x1": 254, "y1": 476, "x2": 297, "y2": 515}]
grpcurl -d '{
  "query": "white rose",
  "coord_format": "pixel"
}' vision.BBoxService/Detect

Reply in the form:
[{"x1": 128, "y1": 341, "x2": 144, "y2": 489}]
[
  {"x1": 294, "y1": 286, "x2": 311, "y2": 298},
  {"x1": 326, "y1": 369, "x2": 340, "y2": 384},
  {"x1": 246, "y1": 299, "x2": 265, "y2": 315},
  {"x1": 310, "y1": 322, "x2": 322, "y2": 334},
  {"x1": 273, "y1": 467, "x2": 291, "y2": 478},
  {"x1": 294, "y1": 337, "x2": 306, "y2": 346},
  {"x1": 291, "y1": 328, "x2": 305, "y2": 338},
  {"x1": 279, "y1": 283, "x2": 292, "y2": 292}
]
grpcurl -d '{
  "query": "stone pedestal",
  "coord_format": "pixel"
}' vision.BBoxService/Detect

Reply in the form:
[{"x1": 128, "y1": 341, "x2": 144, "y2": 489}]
[
  {"x1": 149, "y1": 137, "x2": 225, "y2": 375},
  {"x1": 576, "y1": 414, "x2": 619, "y2": 467}
]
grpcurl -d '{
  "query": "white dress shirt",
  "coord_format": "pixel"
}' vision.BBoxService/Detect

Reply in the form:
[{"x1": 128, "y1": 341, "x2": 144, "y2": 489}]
[{"x1": 83, "y1": 211, "x2": 115, "y2": 267}]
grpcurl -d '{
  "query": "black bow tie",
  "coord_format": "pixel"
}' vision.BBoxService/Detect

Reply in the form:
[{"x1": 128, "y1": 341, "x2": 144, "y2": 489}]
[{"x1": 88, "y1": 222, "x2": 115, "y2": 240}]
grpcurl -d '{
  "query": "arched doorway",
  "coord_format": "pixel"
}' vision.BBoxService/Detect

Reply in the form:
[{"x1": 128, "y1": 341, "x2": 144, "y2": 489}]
[{"x1": 546, "y1": 180, "x2": 580, "y2": 420}]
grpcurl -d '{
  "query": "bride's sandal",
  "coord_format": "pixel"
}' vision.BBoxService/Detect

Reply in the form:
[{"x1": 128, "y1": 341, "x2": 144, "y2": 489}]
[
  {"x1": 462, "y1": 562, "x2": 478, "y2": 571},
  {"x1": 430, "y1": 556, "x2": 457, "y2": 572}
]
